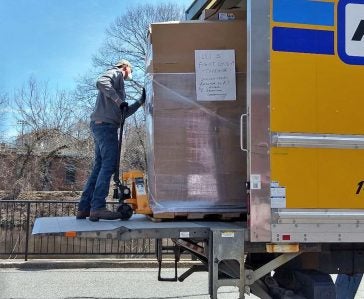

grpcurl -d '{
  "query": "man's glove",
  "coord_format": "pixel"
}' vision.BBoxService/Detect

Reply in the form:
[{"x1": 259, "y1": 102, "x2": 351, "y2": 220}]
[
  {"x1": 120, "y1": 101, "x2": 129, "y2": 112},
  {"x1": 139, "y1": 88, "x2": 146, "y2": 105}
]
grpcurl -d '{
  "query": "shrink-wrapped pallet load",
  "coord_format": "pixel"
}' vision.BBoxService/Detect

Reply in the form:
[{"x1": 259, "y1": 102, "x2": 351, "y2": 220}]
[{"x1": 145, "y1": 20, "x2": 247, "y2": 218}]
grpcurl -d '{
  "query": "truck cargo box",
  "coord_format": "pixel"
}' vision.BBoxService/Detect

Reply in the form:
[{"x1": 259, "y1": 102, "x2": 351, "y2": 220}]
[{"x1": 246, "y1": 0, "x2": 364, "y2": 242}]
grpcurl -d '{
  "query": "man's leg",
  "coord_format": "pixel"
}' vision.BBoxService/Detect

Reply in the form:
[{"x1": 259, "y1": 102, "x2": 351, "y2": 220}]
[
  {"x1": 77, "y1": 123, "x2": 102, "y2": 219},
  {"x1": 89, "y1": 123, "x2": 120, "y2": 221},
  {"x1": 77, "y1": 146, "x2": 101, "y2": 217}
]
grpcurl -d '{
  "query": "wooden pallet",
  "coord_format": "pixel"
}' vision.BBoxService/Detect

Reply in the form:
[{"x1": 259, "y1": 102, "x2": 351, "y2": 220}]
[{"x1": 147, "y1": 212, "x2": 243, "y2": 222}]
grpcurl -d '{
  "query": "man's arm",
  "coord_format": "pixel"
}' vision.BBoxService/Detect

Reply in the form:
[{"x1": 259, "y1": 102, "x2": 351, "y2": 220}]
[
  {"x1": 96, "y1": 69, "x2": 123, "y2": 106},
  {"x1": 125, "y1": 88, "x2": 146, "y2": 118},
  {"x1": 125, "y1": 101, "x2": 142, "y2": 118}
]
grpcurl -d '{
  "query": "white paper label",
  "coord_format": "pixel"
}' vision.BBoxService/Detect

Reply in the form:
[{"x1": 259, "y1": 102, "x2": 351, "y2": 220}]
[
  {"x1": 180, "y1": 232, "x2": 190, "y2": 238},
  {"x1": 218, "y1": 12, "x2": 236, "y2": 21},
  {"x1": 250, "y1": 174, "x2": 261, "y2": 190},
  {"x1": 195, "y1": 49, "x2": 236, "y2": 101},
  {"x1": 270, "y1": 181, "x2": 279, "y2": 188},
  {"x1": 221, "y1": 231, "x2": 235, "y2": 238},
  {"x1": 271, "y1": 197, "x2": 286, "y2": 209},
  {"x1": 136, "y1": 184, "x2": 146, "y2": 196},
  {"x1": 271, "y1": 182, "x2": 286, "y2": 208},
  {"x1": 271, "y1": 187, "x2": 286, "y2": 197}
]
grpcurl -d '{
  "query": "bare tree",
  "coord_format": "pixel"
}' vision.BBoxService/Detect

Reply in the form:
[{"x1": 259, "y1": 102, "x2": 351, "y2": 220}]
[
  {"x1": 0, "y1": 77, "x2": 93, "y2": 199},
  {"x1": 74, "y1": 2, "x2": 185, "y2": 173},
  {"x1": 15, "y1": 77, "x2": 76, "y2": 133},
  {"x1": 93, "y1": 2, "x2": 185, "y2": 74},
  {"x1": 122, "y1": 112, "x2": 147, "y2": 171},
  {"x1": 0, "y1": 92, "x2": 9, "y2": 142}
]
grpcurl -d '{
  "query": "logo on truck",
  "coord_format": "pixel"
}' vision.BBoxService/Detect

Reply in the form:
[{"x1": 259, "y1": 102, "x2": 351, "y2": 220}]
[
  {"x1": 272, "y1": 0, "x2": 364, "y2": 65},
  {"x1": 338, "y1": 0, "x2": 364, "y2": 65}
]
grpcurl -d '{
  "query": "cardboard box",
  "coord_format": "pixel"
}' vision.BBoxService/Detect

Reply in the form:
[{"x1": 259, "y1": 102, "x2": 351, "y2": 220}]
[
  {"x1": 199, "y1": 9, "x2": 245, "y2": 21},
  {"x1": 147, "y1": 21, "x2": 246, "y2": 73}
]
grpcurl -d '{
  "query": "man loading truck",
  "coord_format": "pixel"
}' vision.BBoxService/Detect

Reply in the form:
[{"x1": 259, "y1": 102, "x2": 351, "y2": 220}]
[{"x1": 76, "y1": 59, "x2": 146, "y2": 222}]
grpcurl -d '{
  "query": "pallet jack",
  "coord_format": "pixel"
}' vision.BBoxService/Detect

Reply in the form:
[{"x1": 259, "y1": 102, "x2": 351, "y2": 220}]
[
  {"x1": 112, "y1": 104, "x2": 136, "y2": 220},
  {"x1": 112, "y1": 104, "x2": 152, "y2": 220}
]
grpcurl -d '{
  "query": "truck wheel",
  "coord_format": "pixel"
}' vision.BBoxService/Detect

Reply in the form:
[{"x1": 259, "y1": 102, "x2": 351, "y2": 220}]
[{"x1": 117, "y1": 204, "x2": 133, "y2": 220}]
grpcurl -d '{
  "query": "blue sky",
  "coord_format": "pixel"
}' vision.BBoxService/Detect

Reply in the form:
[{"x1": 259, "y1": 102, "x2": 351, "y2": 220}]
[
  {"x1": 0, "y1": 0, "x2": 192, "y2": 92},
  {"x1": 0, "y1": 0, "x2": 192, "y2": 139}
]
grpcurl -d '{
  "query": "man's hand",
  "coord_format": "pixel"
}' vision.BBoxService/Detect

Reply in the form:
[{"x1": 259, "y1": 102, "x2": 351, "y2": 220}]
[
  {"x1": 139, "y1": 88, "x2": 146, "y2": 105},
  {"x1": 119, "y1": 101, "x2": 129, "y2": 112}
]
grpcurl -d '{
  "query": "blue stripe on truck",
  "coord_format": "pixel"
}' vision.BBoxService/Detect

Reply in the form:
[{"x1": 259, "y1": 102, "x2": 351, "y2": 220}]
[
  {"x1": 272, "y1": 27, "x2": 335, "y2": 55},
  {"x1": 273, "y1": 0, "x2": 335, "y2": 26}
]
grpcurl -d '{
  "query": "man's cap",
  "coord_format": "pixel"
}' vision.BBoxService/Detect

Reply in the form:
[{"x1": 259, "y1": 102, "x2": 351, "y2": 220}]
[{"x1": 115, "y1": 59, "x2": 132, "y2": 68}]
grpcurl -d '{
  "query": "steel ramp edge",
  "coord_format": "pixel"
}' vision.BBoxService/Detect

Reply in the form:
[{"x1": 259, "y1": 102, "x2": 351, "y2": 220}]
[
  {"x1": 32, "y1": 216, "x2": 123, "y2": 235},
  {"x1": 32, "y1": 214, "x2": 244, "y2": 240}
]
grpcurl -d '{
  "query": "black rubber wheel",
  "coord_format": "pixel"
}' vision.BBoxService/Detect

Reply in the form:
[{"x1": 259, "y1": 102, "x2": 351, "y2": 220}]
[{"x1": 117, "y1": 204, "x2": 133, "y2": 220}]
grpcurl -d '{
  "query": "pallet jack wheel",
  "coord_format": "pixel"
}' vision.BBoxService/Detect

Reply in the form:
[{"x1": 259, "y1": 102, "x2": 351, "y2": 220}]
[{"x1": 117, "y1": 204, "x2": 133, "y2": 220}]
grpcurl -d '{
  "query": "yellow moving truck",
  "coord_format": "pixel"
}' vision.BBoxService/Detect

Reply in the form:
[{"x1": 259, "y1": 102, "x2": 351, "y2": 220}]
[{"x1": 33, "y1": 1, "x2": 364, "y2": 298}]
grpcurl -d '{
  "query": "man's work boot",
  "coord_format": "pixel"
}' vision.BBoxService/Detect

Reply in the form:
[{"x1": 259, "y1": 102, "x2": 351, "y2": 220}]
[
  {"x1": 89, "y1": 208, "x2": 121, "y2": 222},
  {"x1": 76, "y1": 210, "x2": 90, "y2": 220}
]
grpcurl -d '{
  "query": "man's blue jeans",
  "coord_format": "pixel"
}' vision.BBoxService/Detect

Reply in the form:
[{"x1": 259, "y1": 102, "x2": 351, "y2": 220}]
[{"x1": 78, "y1": 121, "x2": 118, "y2": 211}]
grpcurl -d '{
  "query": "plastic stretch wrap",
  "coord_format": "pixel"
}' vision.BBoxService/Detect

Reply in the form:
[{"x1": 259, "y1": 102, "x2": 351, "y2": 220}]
[{"x1": 145, "y1": 73, "x2": 247, "y2": 215}]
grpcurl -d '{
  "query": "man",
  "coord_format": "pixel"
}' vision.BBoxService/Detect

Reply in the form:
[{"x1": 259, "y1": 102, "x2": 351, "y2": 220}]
[{"x1": 77, "y1": 59, "x2": 145, "y2": 221}]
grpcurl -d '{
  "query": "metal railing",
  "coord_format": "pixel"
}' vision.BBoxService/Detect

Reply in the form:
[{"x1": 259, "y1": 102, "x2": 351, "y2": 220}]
[{"x1": 0, "y1": 200, "x2": 162, "y2": 261}]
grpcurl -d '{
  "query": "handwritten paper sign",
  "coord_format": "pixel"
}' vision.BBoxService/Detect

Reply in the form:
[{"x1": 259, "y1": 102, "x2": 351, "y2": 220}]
[{"x1": 195, "y1": 49, "x2": 236, "y2": 101}]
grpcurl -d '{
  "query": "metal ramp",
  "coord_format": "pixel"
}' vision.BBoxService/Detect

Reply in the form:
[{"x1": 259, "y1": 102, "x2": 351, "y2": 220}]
[
  {"x1": 32, "y1": 214, "x2": 243, "y2": 240},
  {"x1": 33, "y1": 215, "x2": 245, "y2": 299}
]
